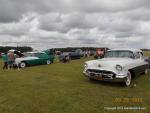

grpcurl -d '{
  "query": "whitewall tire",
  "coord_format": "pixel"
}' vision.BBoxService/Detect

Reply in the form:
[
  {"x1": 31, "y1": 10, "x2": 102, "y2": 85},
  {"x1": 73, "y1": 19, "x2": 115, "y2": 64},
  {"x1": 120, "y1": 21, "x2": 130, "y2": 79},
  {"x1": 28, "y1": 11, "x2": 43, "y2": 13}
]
[
  {"x1": 124, "y1": 71, "x2": 132, "y2": 87},
  {"x1": 20, "y1": 62, "x2": 26, "y2": 68},
  {"x1": 46, "y1": 60, "x2": 51, "y2": 65}
]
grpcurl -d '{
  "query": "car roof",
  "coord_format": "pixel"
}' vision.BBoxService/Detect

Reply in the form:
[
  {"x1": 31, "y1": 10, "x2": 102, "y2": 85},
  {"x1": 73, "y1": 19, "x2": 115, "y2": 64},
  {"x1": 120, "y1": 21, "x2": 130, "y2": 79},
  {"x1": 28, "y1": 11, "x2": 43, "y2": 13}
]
[{"x1": 108, "y1": 48, "x2": 142, "y2": 53}]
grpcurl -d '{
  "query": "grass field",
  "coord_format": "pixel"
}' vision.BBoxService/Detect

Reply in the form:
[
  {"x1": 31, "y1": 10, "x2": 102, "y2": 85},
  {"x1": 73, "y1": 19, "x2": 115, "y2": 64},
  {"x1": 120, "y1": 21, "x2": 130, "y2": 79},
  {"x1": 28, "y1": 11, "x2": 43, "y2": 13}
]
[
  {"x1": 0, "y1": 55, "x2": 150, "y2": 113},
  {"x1": 144, "y1": 51, "x2": 150, "y2": 57}
]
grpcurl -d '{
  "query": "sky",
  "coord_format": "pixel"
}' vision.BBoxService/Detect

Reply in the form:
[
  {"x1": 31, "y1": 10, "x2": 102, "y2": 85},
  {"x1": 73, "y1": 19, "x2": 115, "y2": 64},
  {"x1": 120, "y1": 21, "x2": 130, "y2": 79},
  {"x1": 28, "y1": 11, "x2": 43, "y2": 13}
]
[{"x1": 0, "y1": 0, "x2": 150, "y2": 50}]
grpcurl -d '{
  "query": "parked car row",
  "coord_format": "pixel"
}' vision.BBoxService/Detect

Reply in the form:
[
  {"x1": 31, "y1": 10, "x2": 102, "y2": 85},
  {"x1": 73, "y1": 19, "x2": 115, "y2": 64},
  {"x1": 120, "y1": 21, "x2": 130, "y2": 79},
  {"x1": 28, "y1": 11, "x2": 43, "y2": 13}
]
[
  {"x1": 1, "y1": 48, "x2": 149, "y2": 87},
  {"x1": 4, "y1": 49, "x2": 84, "y2": 67}
]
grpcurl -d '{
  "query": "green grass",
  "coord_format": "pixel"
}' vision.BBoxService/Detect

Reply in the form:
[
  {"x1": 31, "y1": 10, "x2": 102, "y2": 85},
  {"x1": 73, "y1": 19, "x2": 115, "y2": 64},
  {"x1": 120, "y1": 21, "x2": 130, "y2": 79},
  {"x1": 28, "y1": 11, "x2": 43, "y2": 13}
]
[
  {"x1": 144, "y1": 51, "x2": 150, "y2": 57},
  {"x1": 0, "y1": 57, "x2": 150, "y2": 113}
]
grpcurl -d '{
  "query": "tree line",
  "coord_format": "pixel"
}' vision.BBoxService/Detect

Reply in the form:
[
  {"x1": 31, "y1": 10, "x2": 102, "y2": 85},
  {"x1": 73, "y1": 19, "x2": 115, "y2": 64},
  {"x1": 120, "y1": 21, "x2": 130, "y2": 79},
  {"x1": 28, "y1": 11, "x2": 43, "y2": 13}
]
[
  {"x1": 1, "y1": 46, "x2": 149, "y2": 53},
  {"x1": 141, "y1": 49, "x2": 150, "y2": 51},
  {"x1": 0, "y1": 46, "x2": 33, "y2": 53},
  {"x1": 50, "y1": 47, "x2": 108, "y2": 52},
  {"x1": 49, "y1": 47, "x2": 150, "y2": 53}
]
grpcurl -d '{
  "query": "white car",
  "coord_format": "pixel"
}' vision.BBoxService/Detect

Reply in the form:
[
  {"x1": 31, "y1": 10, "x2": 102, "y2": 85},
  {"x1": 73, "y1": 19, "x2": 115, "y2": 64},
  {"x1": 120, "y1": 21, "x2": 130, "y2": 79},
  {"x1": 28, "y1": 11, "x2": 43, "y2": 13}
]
[{"x1": 83, "y1": 49, "x2": 149, "y2": 86}]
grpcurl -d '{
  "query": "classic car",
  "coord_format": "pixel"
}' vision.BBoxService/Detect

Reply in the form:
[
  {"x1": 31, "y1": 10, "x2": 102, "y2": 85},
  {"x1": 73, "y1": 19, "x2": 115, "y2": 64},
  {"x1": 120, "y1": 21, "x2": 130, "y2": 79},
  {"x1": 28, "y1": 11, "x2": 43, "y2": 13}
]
[
  {"x1": 15, "y1": 51, "x2": 54, "y2": 68},
  {"x1": 83, "y1": 49, "x2": 149, "y2": 86},
  {"x1": 69, "y1": 52, "x2": 81, "y2": 59},
  {"x1": 59, "y1": 52, "x2": 70, "y2": 62},
  {"x1": 59, "y1": 51, "x2": 81, "y2": 61}
]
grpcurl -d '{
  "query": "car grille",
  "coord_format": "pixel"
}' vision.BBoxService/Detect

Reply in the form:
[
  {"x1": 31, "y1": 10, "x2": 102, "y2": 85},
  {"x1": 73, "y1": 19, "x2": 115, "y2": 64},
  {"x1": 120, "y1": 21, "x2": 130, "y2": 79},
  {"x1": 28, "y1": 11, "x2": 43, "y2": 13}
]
[{"x1": 86, "y1": 69, "x2": 116, "y2": 79}]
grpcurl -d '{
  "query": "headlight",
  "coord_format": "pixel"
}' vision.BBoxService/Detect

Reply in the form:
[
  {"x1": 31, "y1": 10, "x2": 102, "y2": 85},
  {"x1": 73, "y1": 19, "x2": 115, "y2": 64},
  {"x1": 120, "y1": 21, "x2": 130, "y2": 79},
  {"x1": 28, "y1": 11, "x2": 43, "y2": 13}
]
[
  {"x1": 84, "y1": 63, "x2": 88, "y2": 68},
  {"x1": 116, "y1": 64, "x2": 123, "y2": 71}
]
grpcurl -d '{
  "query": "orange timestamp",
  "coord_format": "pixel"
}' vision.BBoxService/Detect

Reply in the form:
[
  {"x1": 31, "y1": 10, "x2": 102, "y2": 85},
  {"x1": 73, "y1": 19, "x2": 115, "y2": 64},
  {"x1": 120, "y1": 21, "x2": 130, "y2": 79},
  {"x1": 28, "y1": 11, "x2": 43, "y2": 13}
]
[{"x1": 114, "y1": 97, "x2": 143, "y2": 103}]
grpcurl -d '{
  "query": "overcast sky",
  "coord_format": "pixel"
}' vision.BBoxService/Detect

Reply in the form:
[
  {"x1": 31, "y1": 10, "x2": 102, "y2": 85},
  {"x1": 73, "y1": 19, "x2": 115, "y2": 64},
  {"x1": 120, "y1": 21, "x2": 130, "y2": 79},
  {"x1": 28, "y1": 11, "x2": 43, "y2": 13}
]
[{"x1": 0, "y1": 0, "x2": 150, "y2": 50}]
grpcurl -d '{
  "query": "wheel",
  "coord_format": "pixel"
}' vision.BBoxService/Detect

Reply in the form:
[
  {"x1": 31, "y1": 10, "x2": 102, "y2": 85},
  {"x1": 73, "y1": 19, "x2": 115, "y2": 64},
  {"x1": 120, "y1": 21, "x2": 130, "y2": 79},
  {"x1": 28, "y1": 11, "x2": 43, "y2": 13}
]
[
  {"x1": 123, "y1": 71, "x2": 132, "y2": 87},
  {"x1": 20, "y1": 62, "x2": 26, "y2": 68},
  {"x1": 46, "y1": 60, "x2": 51, "y2": 65}
]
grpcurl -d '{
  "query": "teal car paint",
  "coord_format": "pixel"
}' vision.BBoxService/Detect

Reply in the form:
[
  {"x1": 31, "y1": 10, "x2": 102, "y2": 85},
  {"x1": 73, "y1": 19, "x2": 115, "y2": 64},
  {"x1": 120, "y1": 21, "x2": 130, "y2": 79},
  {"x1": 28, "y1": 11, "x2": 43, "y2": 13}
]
[{"x1": 15, "y1": 52, "x2": 54, "y2": 68}]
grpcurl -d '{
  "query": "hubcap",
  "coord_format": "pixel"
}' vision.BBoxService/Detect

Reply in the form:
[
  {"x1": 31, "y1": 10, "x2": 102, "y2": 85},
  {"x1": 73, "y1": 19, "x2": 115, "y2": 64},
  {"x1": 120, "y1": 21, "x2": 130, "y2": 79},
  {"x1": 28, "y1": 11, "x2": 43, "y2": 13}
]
[
  {"x1": 47, "y1": 60, "x2": 51, "y2": 64},
  {"x1": 126, "y1": 73, "x2": 131, "y2": 86},
  {"x1": 20, "y1": 63, "x2": 26, "y2": 68}
]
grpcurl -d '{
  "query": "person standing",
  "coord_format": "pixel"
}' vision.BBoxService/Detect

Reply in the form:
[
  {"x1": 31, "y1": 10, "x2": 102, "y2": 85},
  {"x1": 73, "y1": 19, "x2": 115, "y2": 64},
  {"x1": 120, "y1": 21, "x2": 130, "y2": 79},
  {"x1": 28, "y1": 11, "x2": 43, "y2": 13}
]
[
  {"x1": 84, "y1": 50, "x2": 88, "y2": 58},
  {"x1": 1, "y1": 53, "x2": 8, "y2": 70},
  {"x1": 7, "y1": 52, "x2": 15, "y2": 70}
]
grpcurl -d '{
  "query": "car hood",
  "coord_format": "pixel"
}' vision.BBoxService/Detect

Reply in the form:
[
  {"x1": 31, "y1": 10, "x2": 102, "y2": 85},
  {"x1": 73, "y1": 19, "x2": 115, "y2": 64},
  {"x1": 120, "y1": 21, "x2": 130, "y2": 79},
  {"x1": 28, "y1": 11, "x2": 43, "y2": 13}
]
[
  {"x1": 85, "y1": 57, "x2": 134, "y2": 73},
  {"x1": 99, "y1": 57, "x2": 134, "y2": 66}
]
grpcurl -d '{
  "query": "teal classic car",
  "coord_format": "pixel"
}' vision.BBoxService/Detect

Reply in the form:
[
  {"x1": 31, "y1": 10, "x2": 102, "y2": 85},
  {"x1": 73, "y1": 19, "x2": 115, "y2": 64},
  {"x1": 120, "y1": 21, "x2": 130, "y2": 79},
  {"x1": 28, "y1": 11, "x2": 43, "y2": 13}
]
[{"x1": 15, "y1": 51, "x2": 54, "y2": 68}]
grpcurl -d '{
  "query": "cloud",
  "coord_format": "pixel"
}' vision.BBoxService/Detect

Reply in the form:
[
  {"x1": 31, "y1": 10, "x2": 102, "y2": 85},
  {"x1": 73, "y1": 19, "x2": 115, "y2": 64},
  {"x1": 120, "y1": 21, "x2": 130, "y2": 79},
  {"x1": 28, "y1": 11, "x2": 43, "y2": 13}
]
[
  {"x1": 0, "y1": 0, "x2": 149, "y2": 50},
  {"x1": 1, "y1": 0, "x2": 150, "y2": 23}
]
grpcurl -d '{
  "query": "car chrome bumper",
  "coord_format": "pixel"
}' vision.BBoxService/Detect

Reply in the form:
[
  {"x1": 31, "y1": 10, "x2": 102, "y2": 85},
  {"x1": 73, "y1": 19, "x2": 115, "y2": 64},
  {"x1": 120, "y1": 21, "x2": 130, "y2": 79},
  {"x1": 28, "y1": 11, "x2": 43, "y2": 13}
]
[{"x1": 83, "y1": 70, "x2": 128, "y2": 82}]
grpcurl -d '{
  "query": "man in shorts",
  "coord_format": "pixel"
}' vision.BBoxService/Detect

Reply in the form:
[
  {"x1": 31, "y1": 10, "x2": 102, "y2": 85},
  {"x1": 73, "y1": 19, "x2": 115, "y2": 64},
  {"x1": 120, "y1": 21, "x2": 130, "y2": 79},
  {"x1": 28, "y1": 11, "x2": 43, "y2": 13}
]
[{"x1": 7, "y1": 52, "x2": 15, "y2": 70}]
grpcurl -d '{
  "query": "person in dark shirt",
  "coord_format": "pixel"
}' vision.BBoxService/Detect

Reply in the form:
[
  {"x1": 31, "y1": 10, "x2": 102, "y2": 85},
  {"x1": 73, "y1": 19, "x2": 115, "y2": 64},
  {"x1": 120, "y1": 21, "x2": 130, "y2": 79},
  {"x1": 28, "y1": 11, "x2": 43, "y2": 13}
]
[{"x1": 1, "y1": 53, "x2": 8, "y2": 70}]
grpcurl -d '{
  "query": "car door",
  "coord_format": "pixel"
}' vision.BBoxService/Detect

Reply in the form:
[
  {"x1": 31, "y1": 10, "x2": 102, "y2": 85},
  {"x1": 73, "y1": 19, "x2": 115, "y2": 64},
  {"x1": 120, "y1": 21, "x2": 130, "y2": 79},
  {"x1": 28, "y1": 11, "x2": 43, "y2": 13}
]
[
  {"x1": 132, "y1": 52, "x2": 147, "y2": 74},
  {"x1": 35, "y1": 53, "x2": 46, "y2": 64},
  {"x1": 37, "y1": 53, "x2": 49, "y2": 64},
  {"x1": 25, "y1": 53, "x2": 40, "y2": 65},
  {"x1": 138, "y1": 52, "x2": 148, "y2": 73}
]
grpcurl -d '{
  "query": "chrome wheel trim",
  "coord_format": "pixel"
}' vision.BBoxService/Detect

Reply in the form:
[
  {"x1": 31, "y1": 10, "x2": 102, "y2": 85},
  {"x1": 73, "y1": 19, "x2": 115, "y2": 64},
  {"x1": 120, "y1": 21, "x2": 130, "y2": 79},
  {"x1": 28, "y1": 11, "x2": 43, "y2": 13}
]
[
  {"x1": 46, "y1": 60, "x2": 51, "y2": 64},
  {"x1": 125, "y1": 72, "x2": 131, "y2": 86},
  {"x1": 20, "y1": 62, "x2": 26, "y2": 68}
]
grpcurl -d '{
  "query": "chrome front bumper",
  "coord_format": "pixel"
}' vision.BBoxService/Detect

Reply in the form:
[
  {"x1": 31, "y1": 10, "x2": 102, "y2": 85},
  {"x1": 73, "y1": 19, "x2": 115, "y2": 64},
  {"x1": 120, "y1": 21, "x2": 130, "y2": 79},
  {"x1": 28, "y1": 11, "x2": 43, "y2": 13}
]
[{"x1": 83, "y1": 69, "x2": 128, "y2": 82}]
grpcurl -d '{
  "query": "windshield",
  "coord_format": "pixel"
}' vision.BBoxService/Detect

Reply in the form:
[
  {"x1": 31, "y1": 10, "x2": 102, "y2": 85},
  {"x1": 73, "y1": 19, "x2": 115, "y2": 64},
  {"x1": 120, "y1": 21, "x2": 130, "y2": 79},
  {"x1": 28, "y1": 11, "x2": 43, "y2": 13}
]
[
  {"x1": 24, "y1": 53, "x2": 46, "y2": 57},
  {"x1": 105, "y1": 50, "x2": 134, "y2": 58}
]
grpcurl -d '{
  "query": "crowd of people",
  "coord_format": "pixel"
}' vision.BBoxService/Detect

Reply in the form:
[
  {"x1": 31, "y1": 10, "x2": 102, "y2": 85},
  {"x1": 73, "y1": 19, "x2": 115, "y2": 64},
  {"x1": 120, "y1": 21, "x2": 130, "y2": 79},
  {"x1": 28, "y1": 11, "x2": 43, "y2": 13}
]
[{"x1": 84, "y1": 50, "x2": 92, "y2": 58}]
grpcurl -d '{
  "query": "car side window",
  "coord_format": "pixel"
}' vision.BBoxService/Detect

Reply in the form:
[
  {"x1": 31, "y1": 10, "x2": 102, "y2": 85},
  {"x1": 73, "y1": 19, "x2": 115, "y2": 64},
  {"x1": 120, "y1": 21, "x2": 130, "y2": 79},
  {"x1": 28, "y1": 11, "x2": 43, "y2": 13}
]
[
  {"x1": 38, "y1": 53, "x2": 44, "y2": 57},
  {"x1": 134, "y1": 52, "x2": 140, "y2": 59},
  {"x1": 39, "y1": 53, "x2": 47, "y2": 58},
  {"x1": 139, "y1": 52, "x2": 144, "y2": 59},
  {"x1": 128, "y1": 52, "x2": 134, "y2": 59},
  {"x1": 34, "y1": 53, "x2": 42, "y2": 57},
  {"x1": 140, "y1": 52, "x2": 143, "y2": 56}
]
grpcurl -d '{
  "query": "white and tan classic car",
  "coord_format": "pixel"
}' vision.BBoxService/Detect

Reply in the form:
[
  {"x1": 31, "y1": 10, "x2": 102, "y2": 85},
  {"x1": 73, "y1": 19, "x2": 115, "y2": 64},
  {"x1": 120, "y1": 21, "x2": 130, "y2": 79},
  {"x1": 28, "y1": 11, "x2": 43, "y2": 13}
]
[{"x1": 83, "y1": 49, "x2": 149, "y2": 86}]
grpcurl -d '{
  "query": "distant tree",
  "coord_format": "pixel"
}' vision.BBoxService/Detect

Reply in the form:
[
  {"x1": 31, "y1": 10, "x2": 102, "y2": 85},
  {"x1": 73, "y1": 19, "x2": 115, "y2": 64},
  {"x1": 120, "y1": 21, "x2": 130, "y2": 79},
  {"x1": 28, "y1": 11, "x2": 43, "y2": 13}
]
[
  {"x1": 50, "y1": 47, "x2": 109, "y2": 52},
  {"x1": 141, "y1": 49, "x2": 150, "y2": 51},
  {"x1": 0, "y1": 46, "x2": 33, "y2": 53}
]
